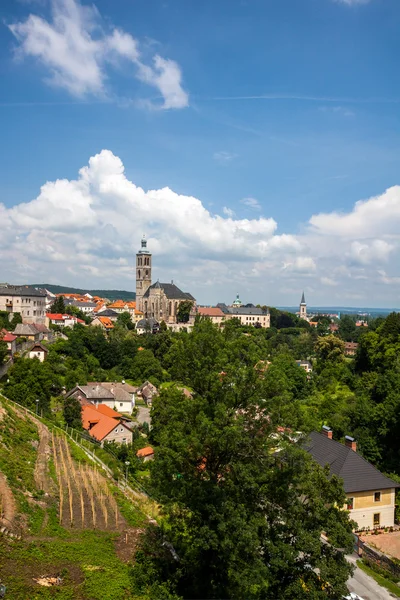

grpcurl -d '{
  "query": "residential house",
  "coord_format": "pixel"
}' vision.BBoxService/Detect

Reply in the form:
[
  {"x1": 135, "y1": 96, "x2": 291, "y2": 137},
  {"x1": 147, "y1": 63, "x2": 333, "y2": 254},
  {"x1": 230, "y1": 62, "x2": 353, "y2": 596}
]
[
  {"x1": 329, "y1": 323, "x2": 339, "y2": 333},
  {"x1": 65, "y1": 298, "x2": 98, "y2": 314},
  {"x1": 13, "y1": 323, "x2": 41, "y2": 342},
  {"x1": 0, "y1": 283, "x2": 46, "y2": 324},
  {"x1": 136, "y1": 446, "x2": 154, "y2": 462},
  {"x1": 46, "y1": 313, "x2": 85, "y2": 328},
  {"x1": 345, "y1": 342, "x2": 359, "y2": 357},
  {"x1": 137, "y1": 381, "x2": 158, "y2": 406},
  {"x1": 296, "y1": 360, "x2": 313, "y2": 373},
  {"x1": 81, "y1": 405, "x2": 132, "y2": 445},
  {"x1": 305, "y1": 427, "x2": 400, "y2": 530},
  {"x1": 28, "y1": 342, "x2": 48, "y2": 362},
  {"x1": 0, "y1": 329, "x2": 17, "y2": 356},
  {"x1": 197, "y1": 306, "x2": 226, "y2": 326},
  {"x1": 91, "y1": 316, "x2": 114, "y2": 331},
  {"x1": 107, "y1": 300, "x2": 136, "y2": 318},
  {"x1": 136, "y1": 318, "x2": 160, "y2": 335},
  {"x1": 217, "y1": 302, "x2": 270, "y2": 328},
  {"x1": 94, "y1": 308, "x2": 119, "y2": 322},
  {"x1": 66, "y1": 382, "x2": 135, "y2": 414}
]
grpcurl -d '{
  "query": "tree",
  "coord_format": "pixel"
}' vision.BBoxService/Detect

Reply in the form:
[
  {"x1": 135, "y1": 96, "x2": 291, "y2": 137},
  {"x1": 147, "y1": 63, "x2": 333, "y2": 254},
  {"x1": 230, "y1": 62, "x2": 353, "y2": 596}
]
[
  {"x1": 116, "y1": 311, "x2": 134, "y2": 330},
  {"x1": 0, "y1": 338, "x2": 8, "y2": 364},
  {"x1": 10, "y1": 312, "x2": 22, "y2": 328},
  {"x1": 141, "y1": 382, "x2": 354, "y2": 600},
  {"x1": 50, "y1": 295, "x2": 66, "y2": 313},
  {"x1": 315, "y1": 334, "x2": 345, "y2": 364},
  {"x1": 63, "y1": 395, "x2": 82, "y2": 429},
  {"x1": 176, "y1": 301, "x2": 193, "y2": 324},
  {"x1": 338, "y1": 315, "x2": 357, "y2": 342}
]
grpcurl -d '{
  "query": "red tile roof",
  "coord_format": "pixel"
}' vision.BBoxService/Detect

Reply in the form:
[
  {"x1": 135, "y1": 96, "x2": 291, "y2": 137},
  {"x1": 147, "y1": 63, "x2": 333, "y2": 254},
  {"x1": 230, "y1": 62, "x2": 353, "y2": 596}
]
[
  {"x1": 136, "y1": 446, "x2": 154, "y2": 458},
  {"x1": 1, "y1": 329, "x2": 16, "y2": 342},
  {"x1": 96, "y1": 316, "x2": 114, "y2": 329},
  {"x1": 96, "y1": 404, "x2": 122, "y2": 419},
  {"x1": 198, "y1": 307, "x2": 225, "y2": 317},
  {"x1": 81, "y1": 405, "x2": 126, "y2": 441}
]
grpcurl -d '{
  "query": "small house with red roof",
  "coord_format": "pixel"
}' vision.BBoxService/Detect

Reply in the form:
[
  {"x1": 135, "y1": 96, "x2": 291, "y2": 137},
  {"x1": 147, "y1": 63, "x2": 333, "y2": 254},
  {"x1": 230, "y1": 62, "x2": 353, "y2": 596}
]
[
  {"x1": 0, "y1": 328, "x2": 17, "y2": 355},
  {"x1": 81, "y1": 405, "x2": 132, "y2": 445},
  {"x1": 136, "y1": 446, "x2": 154, "y2": 462}
]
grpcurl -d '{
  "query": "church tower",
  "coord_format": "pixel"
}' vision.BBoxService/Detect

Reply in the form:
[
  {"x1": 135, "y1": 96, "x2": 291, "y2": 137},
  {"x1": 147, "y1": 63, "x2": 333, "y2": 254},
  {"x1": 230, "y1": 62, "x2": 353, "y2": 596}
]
[
  {"x1": 299, "y1": 291, "x2": 307, "y2": 320},
  {"x1": 136, "y1": 236, "x2": 152, "y2": 313}
]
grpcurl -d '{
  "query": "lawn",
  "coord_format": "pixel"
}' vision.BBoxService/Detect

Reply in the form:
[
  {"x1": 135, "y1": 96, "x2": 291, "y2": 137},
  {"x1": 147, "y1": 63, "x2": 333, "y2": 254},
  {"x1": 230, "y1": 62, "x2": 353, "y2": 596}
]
[{"x1": 357, "y1": 559, "x2": 400, "y2": 598}]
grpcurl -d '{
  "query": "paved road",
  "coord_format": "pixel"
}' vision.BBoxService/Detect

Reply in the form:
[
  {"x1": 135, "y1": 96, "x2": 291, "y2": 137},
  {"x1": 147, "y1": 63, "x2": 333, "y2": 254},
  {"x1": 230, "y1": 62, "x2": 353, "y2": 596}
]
[
  {"x1": 136, "y1": 406, "x2": 151, "y2": 426},
  {"x1": 346, "y1": 554, "x2": 395, "y2": 599}
]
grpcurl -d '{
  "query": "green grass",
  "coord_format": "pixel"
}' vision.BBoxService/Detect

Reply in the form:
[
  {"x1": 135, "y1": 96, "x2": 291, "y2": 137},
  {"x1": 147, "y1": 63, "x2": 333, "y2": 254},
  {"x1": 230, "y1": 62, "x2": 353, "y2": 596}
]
[
  {"x1": 110, "y1": 484, "x2": 147, "y2": 527},
  {"x1": 357, "y1": 559, "x2": 400, "y2": 597}
]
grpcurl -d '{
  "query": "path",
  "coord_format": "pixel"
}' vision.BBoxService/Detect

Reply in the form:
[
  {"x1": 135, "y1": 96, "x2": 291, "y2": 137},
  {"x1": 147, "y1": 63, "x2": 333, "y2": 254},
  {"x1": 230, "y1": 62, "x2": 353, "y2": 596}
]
[
  {"x1": 136, "y1": 406, "x2": 151, "y2": 426},
  {"x1": 346, "y1": 554, "x2": 396, "y2": 600},
  {"x1": 0, "y1": 472, "x2": 16, "y2": 526}
]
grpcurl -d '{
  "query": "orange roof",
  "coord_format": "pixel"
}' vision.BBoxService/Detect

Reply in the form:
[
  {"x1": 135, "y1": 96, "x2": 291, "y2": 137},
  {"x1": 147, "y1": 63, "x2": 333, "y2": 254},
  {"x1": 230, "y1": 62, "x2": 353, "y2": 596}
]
[
  {"x1": 198, "y1": 307, "x2": 225, "y2": 317},
  {"x1": 96, "y1": 404, "x2": 122, "y2": 419},
  {"x1": 108, "y1": 300, "x2": 126, "y2": 309},
  {"x1": 126, "y1": 301, "x2": 136, "y2": 309},
  {"x1": 82, "y1": 405, "x2": 126, "y2": 441},
  {"x1": 135, "y1": 310, "x2": 144, "y2": 315},
  {"x1": 97, "y1": 316, "x2": 114, "y2": 329},
  {"x1": 136, "y1": 446, "x2": 154, "y2": 458}
]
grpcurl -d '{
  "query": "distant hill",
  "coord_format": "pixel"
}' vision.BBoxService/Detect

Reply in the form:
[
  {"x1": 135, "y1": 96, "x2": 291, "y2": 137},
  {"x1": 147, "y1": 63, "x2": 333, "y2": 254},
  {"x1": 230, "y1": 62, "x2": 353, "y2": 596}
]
[{"x1": 31, "y1": 283, "x2": 135, "y2": 301}]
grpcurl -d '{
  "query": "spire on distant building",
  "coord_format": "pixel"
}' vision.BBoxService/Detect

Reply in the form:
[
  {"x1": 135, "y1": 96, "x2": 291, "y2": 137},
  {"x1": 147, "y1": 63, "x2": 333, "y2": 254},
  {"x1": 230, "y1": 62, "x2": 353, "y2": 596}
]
[
  {"x1": 299, "y1": 291, "x2": 307, "y2": 320},
  {"x1": 301, "y1": 291, "x2": 306, "y2": 305}
]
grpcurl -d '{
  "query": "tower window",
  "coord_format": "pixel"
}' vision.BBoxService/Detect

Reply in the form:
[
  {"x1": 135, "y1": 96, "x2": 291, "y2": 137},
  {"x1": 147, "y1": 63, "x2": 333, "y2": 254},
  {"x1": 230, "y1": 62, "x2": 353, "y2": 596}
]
[
  {"x1": 146, "y1": 270, "x2": 148, "y2": 275},
  {"x1": 138, "y1": 270, "x2": 141, "y2": 278}
]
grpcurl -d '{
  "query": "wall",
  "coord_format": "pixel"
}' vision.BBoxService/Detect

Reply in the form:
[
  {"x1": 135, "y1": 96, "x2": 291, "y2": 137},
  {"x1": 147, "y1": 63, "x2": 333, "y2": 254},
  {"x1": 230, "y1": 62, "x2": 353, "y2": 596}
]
[
  {"x1": 349, "y1": 489, "x2": 396, "y2": 530},
  {"x1": 103, "y1": 424, "x2": 132, "y2": 445},
  {"x1": 351, "y1": 489, "x2": 394, "y2": 510},
  {"x1": 362, "y1": 543, "x2": 400, "y2": 579}
]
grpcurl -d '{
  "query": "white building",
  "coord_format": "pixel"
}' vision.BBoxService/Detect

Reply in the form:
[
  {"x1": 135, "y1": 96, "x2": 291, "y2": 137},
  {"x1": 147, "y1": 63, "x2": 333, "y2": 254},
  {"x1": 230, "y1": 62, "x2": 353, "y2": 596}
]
[{"x1": 0, "y1": 284, "x2": 46, "y2": 324}]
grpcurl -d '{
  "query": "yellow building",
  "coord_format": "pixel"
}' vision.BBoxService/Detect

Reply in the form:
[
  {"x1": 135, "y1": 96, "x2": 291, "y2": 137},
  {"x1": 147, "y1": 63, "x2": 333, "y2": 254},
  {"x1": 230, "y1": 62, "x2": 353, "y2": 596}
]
[{"x1": 306, "y1": 427, "x2": 400, "y2": 531}]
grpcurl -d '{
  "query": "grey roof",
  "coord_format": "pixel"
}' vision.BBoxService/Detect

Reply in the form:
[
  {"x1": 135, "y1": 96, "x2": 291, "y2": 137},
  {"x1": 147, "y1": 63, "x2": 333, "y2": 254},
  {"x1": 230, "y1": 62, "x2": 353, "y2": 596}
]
[
  {"x1": 95, "y1": 308, "x2": 118, "y2": 317},
  {"x1": 99, "y1": 383, "x2": 133, "y2": 402},
  {"x1": 301, "y1": 291, "x2": 306, "y2": 304},
  {"x1": 14, "y1": 323, "x2": 40, "y2": 336},
  {"x1": 304, "y1": 431, "x2": 400, "y2": 494},
  {"x1": 217, "y1": 303, "x2": 230, "y2": 314},
  {"x1": 100, "y1": 381, "x2": 138, "y2": 394},
  {"x1": 228, "y1": 306, "x2": 267, "y2": 316},
  {"x1": 143, "y1": 282, "x2": 195, "y2": 301},
  {"x1": 0, "y1": 284, "x2": 46, "y2": 297},
  {"x1": 72, "y1": 385, "x2": 114, "y2": 400},
  {"x1": 136, "y1": 318, "x2": 159, "y2": 329},
  {"x1": 67, "y1": 300, "x2": 97, "y2": 308}
]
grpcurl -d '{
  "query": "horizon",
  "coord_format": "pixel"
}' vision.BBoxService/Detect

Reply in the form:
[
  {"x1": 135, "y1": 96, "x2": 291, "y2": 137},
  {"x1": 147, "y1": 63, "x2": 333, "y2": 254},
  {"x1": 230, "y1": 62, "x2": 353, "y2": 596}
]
[{"x1": 1, "y1": 0, "x2": 400, "y2": 305}]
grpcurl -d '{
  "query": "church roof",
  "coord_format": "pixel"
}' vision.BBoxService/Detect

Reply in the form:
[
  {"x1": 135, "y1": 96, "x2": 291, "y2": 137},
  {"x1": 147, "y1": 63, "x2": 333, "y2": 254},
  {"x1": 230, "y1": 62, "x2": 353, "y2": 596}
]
[
  {"x1": 143, "y1": 282, "x2": 195, "y2": 301},
  {"x1": 301, "y1": 292, "x2": 306, "y2": 304}
]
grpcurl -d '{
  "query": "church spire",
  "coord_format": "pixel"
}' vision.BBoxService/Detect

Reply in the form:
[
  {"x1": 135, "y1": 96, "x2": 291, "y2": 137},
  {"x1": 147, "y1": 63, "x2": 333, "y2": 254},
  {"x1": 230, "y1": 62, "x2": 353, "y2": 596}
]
[{"x1": 301, "y1": 291, "x2": 306, "y2": 305}]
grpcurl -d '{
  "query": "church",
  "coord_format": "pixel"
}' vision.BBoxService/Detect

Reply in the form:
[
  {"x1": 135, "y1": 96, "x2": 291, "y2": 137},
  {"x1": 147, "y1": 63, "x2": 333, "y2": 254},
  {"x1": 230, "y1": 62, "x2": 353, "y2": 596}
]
[{"x1": 135, "y1": 237, "x2": 196, "y2": 324}]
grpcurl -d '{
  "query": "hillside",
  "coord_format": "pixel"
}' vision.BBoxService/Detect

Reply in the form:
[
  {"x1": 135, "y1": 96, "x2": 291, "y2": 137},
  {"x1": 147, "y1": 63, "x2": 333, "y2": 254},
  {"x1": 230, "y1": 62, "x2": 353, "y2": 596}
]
[
  {"x1": 31, "y1": 284, "x2": 135, "y2": 301},
  {"x1": 0, "y1": 396, "x2": 149, "y2": 599}
]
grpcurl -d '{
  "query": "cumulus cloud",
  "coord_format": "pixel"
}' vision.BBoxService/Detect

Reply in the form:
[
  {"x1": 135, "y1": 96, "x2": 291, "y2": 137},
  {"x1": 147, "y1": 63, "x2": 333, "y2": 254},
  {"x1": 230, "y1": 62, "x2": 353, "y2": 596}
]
[
  {"x1": 3, "y1": 149, "x2": 400, "y2": 306},
  {"x1": 8, "y1": 0, "x2": 188, "y2": 109}
]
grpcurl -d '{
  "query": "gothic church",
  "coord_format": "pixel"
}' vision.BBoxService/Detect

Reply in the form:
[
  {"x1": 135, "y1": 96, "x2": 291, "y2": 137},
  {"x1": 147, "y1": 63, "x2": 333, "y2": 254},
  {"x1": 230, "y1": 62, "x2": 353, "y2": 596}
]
[{"x1": 136, "y1": 237, "x2": 196, "y2": 324}]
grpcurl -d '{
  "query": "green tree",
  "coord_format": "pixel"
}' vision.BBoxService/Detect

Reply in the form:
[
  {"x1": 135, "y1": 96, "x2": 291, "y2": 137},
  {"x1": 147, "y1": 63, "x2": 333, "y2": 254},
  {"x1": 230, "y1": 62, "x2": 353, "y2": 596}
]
[
  {"x1": 315, "y1": 334, "x2": 345, "y2": 365},
  {"x1": 10, "y1": 312, "x2": 23, "y2": 328},
  {"x1": 116, "y1": 311, "x2": 134, "y2": 330},
  {"x1": 176, "y1": 300, "x2": 193, "y2": 323},
  {"x1": 0, "y1": 338, "x2": 8, "y2": 364},
  {"x1": 63, "y1": 395, "x2": 82, "y2": 429},
  {"x1": 338, "y1": 315, "x2": 357, "y2": 342},
  {"x1": 50, "y1": 295, "x2": 66, "y2": 313},
  {"x1": 142, "y1": 383, "x2": 354, "y2": 600}
]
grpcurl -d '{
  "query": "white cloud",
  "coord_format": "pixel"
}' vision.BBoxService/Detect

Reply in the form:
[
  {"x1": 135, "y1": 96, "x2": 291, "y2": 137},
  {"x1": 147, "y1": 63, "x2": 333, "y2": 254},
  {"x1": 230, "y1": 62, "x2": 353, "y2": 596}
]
[
  {"x1": 241, "y1": 197, "x2": 261, "y2": 211},
  {"x1": 350, "y1": 240, "x2": 395, "y2": 265},
  {"x1": 223, "y1": 206, "x2": 235, "y2": 218},
  {"x1": 334, "y1": 0, "x2": 371, "y2": 5},
  {"x1": 213, "y1": 151, "x2": 237, "y2": 164},
  {"x1": 320, "y1": 277, "x2": 338, "y2": 287},
  {"x1": 8, "y1": 0, "x2": 188, "y2": 109}
]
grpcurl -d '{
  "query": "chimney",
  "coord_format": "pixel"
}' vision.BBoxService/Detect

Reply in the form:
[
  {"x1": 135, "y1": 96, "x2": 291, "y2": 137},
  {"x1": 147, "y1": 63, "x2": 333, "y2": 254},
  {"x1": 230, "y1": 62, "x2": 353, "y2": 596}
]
[
  {"x1": 345, "y1": 436, "x2": 357, "y2": 452},
  {"x1": 322, "y1": 425, "x2": 333, "y2": 439}
]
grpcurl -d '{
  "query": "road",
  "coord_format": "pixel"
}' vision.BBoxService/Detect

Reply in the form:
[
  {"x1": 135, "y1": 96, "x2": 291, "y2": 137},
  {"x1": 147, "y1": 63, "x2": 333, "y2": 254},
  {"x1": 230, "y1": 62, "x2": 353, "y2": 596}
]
[
  {"x1": 346, "y1": 554, "x2": 395, "y2": 600},
  {"x1": 136, "y1": 406, "x2": 151, "y2": 426}
]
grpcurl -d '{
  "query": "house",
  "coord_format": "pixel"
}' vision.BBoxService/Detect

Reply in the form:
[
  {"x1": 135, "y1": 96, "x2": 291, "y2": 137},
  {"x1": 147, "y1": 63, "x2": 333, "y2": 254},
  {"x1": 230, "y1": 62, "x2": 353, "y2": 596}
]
[
  {"x1": 13, "y1": 323, "x2": 41, "y2": 342},
  {"x1": 136, "y1": 318, "x2": 160, "y2": 335},
  {"x1": 217, "y1": 302, "x2": 270, "y2": 328},
  {"x1": 28, "y1": 342, "x2": 48, "y2": 362},
  {"x1": 0, "y1": 329, "x2": 17, "y2": 356},
  {"x1": 136, "y1": 446, "x2": 154, "y2": 462},
  {"x1": 345, "y1": 342, "x2": 359, "y2": 357},
  {"x1": 296, "y1": 360, "x2": 313, "y2": 373},
  {"x1": 0, "y1": 283, "x2": 46, "y2": 324},
  {"x1": 81, "y1": 405, "x2": 132, "y2": 445},
  {"x1": 107, "y1": 300, "x2": 136, "y2": 318},
  {"x1": 305, "y1": 427, "x2": 400, "y2": 530},
  {"x1": 93, "y1": 308, "x2": 119, "y2": 321},
  {"x1": 137, "y1": 381, "x2": 158, "y2": 406},
  {"x1": 46, "y1": 313, "x2": 85, "y2": 328},
  {"x1": 65, "y1": 299, "x2": 98, "y2": 314},
  {"x1": 329, "y1": 323, "x2": 339, "y2": 333},
  {"x1": 91, "y1": 316, "x2": 114, "y2": 331},
  {"x1": 197, "y1": 306, "x2": 226, "y2": 325},
  {"x1": 66, "y1": 382, "x2": 135, "y2": 414}
]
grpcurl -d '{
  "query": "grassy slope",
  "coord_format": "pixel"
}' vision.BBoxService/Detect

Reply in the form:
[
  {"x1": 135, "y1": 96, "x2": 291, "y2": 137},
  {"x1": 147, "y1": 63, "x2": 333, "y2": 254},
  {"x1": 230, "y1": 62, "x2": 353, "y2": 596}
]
[{"x1": 0, "y1": 399, "x2": 146, "y2": 599}]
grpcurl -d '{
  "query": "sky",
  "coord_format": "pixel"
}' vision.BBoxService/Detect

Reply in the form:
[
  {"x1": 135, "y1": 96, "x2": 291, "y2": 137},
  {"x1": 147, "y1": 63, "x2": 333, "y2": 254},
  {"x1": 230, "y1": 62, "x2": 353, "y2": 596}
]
[{"x1": 1, "y1": 0, "x2": 400, "y2": 307}]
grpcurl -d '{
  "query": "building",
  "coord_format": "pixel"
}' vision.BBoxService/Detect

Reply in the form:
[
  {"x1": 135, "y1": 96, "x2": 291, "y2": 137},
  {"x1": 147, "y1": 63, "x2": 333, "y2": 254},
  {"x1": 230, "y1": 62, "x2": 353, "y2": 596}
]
[
  {"x1": 305, "y1": 427, "x2": 400, "y2": 530},
  {"x1": 217, "y1": 303, "x2": 270, "y2": 328},
  {"x1": 135, "y1": 236, "x2": 196, "y2": 324},
  {"x1": 46, "y1": 313, "x2": 85, "y2": 328},
  {"x1": 66, "y1": 382, "x2": 135, "y2": 414},
  {"x1": 0, "y1": 284, "x2": 46, "y2": 324},
  {"x1": 137, "y1": 380, "x2": 158, "y2": 406},
  {"x1": 296, "y1": 360, "x2": 313, "y2": 373},
  {"x1": 197, "y1": 307, "x2": 226, "y2": 326},
  {"x1": 345, "y1": 342, "x2": 359, "y2": 357},
  {"x1": 81, "y1": 405, "x2": 132, "y2": 445},
  {"x1": 107, "y1": 300, "x2": 136, "y2": 317},
  {"x1": 299, "y1": 292, "x2": 307, "y2": 321},
  {"x1": 136, "y1": 446, "x2": 154, "y2": 462},
  {"x1": 136, "y1": 318, "x2": 160, "y2": 335},
  {"x1": 13, "y1": 323, "x2": 41, "y2": 342},
  {"x1": 94, "y1": 308, "x2": 119, "y2": 321},
  {"x1": 64, "y1": 299, "x2": 97, "y2": 314},
  {"x1": 0, "y1": 329, "x2": 17, "y2": 356},
  {"x1": 91, "y1": 316, "x2": 114, "y2": 331},
  {"x1": 28, "y1": 342, "x2": 48, "y2": 362}
]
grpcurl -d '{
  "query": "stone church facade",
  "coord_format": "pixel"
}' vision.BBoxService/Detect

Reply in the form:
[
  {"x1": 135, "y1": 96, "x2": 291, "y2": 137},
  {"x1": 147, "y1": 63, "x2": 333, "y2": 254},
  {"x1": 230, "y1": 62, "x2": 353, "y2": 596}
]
[{"x1": 136, "y1": 237, "x2": 196, "y2": 324}]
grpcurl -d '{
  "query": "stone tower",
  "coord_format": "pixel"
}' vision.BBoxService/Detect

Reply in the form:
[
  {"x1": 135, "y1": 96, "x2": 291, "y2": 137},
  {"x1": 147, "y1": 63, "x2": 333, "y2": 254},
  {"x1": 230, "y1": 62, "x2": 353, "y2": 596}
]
[
  {"x1": 299, "y1": 291, "x2": 307, "y2": 320},
  {"x1": 136, "y1": 236, "x2": 152, "y2": 313}
]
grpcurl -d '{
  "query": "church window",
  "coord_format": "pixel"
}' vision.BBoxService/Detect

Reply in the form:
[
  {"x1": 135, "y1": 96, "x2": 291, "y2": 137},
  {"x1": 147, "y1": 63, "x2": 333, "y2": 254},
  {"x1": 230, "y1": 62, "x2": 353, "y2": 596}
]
[
  {"x1": 169, "y1": 302, "x2": 172, "y2": 316},
  {"x1": 138, "y1": 270, "x2": 141, "y2": 278},
  {"x1": 146, "y1": 270, "x2": 149, "y2": 276}
]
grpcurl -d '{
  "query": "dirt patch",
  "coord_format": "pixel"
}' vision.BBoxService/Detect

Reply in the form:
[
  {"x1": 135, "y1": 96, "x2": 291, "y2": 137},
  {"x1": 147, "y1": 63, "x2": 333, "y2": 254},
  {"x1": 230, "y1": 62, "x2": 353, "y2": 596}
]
[
  {"x1": 0, "y1": 471, "x2": 16, "y2": 527},
  {"x1": 115, "y1": 527, "x2": 144, "y2": 562},
  {"x1": 361, "y1": 531, "x2": 400, "y2": 560}
]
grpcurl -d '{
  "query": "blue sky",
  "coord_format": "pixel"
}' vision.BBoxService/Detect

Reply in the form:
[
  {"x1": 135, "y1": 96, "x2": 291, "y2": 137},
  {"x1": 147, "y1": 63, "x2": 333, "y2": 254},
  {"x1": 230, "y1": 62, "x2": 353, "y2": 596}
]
[{"x1": 1, "y1": 0, "x2": 400, "y2": 307}]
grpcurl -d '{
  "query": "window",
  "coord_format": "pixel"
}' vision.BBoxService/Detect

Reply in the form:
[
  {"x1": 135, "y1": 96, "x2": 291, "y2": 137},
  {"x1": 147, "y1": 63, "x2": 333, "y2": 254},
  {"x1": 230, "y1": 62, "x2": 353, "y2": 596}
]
[
  {"x1": 120, "y1": 428, "x2": 124, "y2": 432},
  {"x1": 115, "y1": 428, "x2": 119, "y2": 433},
  {"x1": 373, "y1": 513, "x2": 380, "y2": 527},
  {"x1": 120, "y1": 403, "x2": 123, "y2": 407},
  {"x1": 374, "y1": 492, "x2": 381, "y2": 502},
  {"x1": 346, "y1": 497, "x2": 354, "y2": 510}
]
